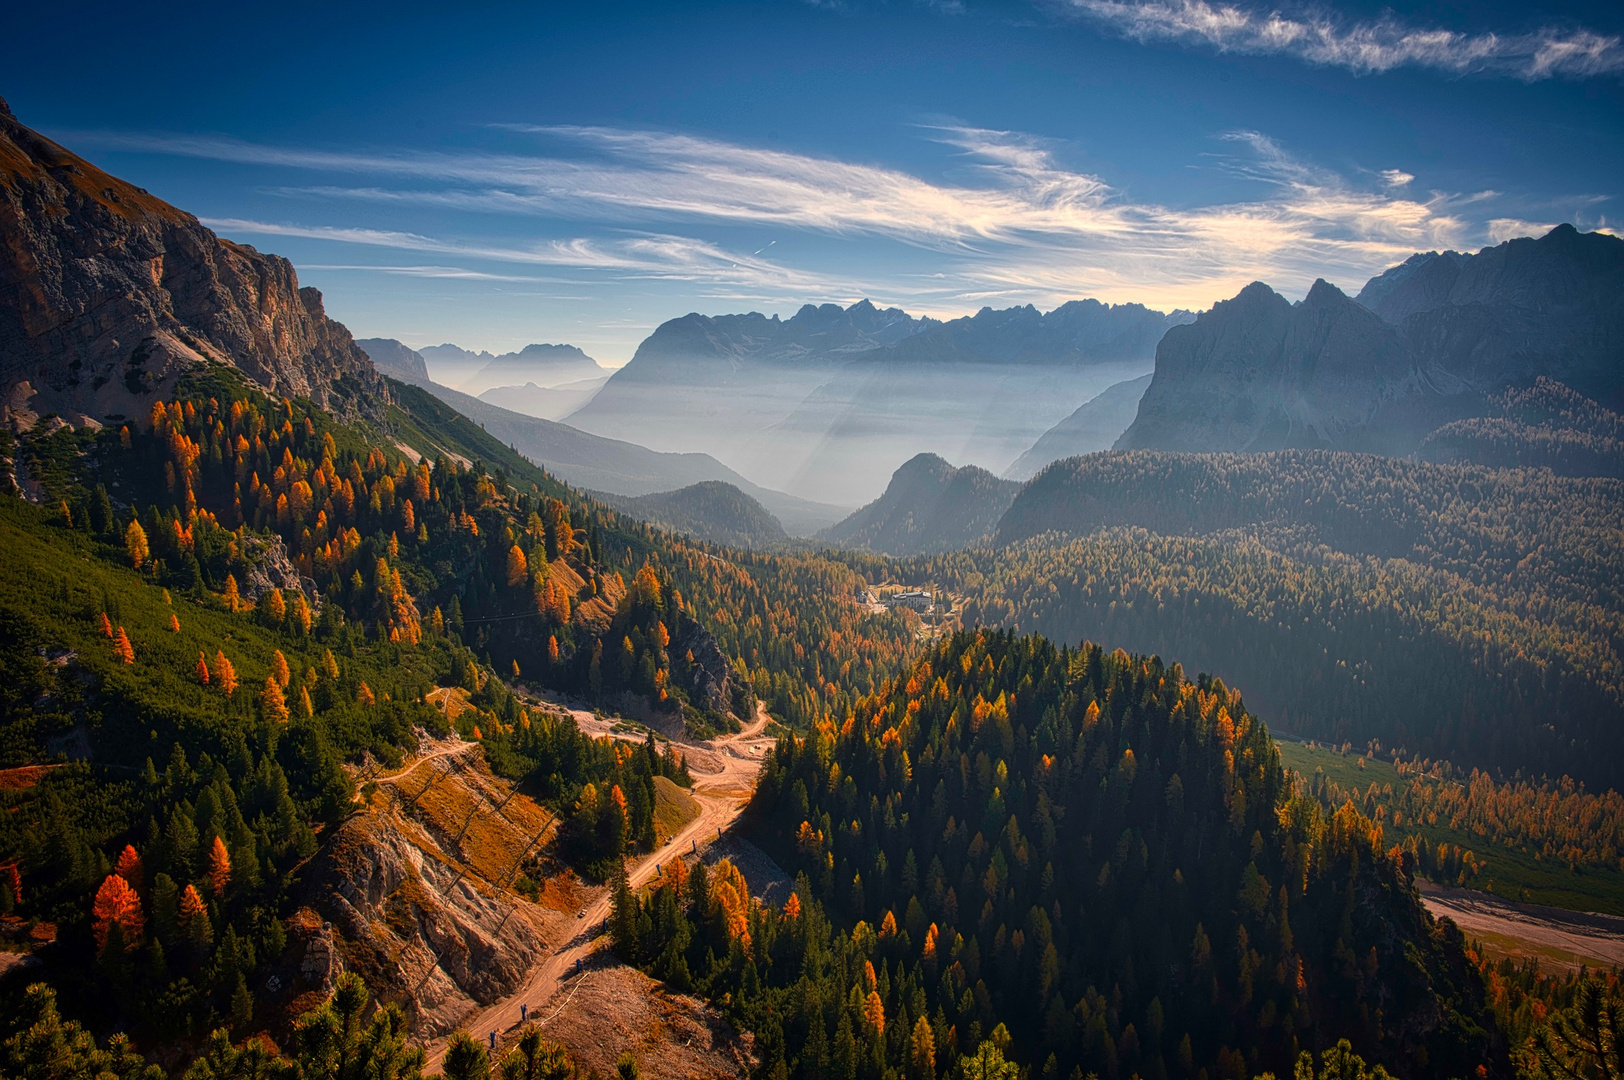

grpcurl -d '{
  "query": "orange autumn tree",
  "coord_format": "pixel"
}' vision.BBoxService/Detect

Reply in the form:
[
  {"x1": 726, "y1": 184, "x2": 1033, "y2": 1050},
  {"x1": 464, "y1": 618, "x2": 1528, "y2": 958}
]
[
  {"x1": 196, "y1": 652, "x2": 210, "y2": 685},
  {"x1": 214, "y1": 651, "x2": 237, "y2": 695},
  {"x1": 91, "y1": 874, "x2": 144, "y2": 952},
  {"x1": 207, "y1": 836, "x2": 231, "y2": 896},
  {"x1": 272, "y1": 650, "x2": 291, "y2": 688},
  {"x1": 222, "y1": 574, "x2": 241, "y2": 612},
  {"x1": 507, "y1": 545, "x2": 528, "y2": 588},
  {"x1": 114, "y1": 845, "x2": 143, "y2": 889},
  {"x1": 112, "y1": 628, "x2": 135, "y2": 665},
  {"x1": 169, "y1": 613, "x2": 181, "y2": 634}
]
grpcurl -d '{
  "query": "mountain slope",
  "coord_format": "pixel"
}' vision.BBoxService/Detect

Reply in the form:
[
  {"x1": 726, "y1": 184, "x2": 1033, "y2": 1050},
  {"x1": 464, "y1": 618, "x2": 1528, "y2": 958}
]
[
  {"x1": 0, "y1": 98, "x2": 385, "y2": 427},
  {"x1": 416, "y1": 342, "x2": 605, "y2": 394},
  {"x1": 594, "y1": 481, "x2": 788, "y2": 549},
  {"x1": 407, "y1": 380, "x2": 848, "y2": 535},
  {"x1": 739, "y1": 630, "x2": 1507, "y2": 1078},
  {"x1": 820, "y1": 452, "x2": 1017, "y2": 555},
  {"x1": 1004, "y1": 373, "x2": 1152, "y2": 480},
  {"x1": 1418, "y1": 377, "x2": 1624, "y2": 477}
]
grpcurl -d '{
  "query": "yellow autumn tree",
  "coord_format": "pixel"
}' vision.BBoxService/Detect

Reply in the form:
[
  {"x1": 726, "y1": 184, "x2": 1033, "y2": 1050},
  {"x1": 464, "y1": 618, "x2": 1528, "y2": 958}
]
[
  {"x1": 125, "y1": 520, "x2": 149, "y2": 569},
  {"x1": 91, "y1": 874, "x2": 144, "y2": 952},
  {"x1": 300, "y1": 685, "x2": 315, "y2": 718},
  {"x1": 260, "y1": 588, "x2": 286, "y2": 626},
  {"x1": 910, "y1": 1016, "x2": 936, "y2": 1079},
  {"x1": 323, "y1": 648, "x2": 340, "y2": 680},
  {"x1": 260, "y1": 677, "x2": 288, "y2": 723},
  {"x1": 506, "y1": 545, "x2": 528, "y2": 588},
  {"x1": 272, "y1": 650, "x2": 291, "y2": 688},
  {"x1": 169, "y1": 613, "x2": 180, "y2": 634},
  {"x1": 357, "y1": 682, "x2": 375, "y2": 706},
  {"x1": 863, "y1": 990, "x2": 885, "y2": 1036},
  {"x1": 222, "y1": 574, "x2": 241, "y2": 612},
  {"x1": 292, "y1": 592, "x2": 313, "y2": 635},
  {"x1": 208, "y1": 836, "x2": 231, "y2": 896},
  {"x1": 710, "y1": 858, "x2": 752, "y2": 948},
  {"x1": 215, "y1": 651, "x2": 237, "y2": 695}
]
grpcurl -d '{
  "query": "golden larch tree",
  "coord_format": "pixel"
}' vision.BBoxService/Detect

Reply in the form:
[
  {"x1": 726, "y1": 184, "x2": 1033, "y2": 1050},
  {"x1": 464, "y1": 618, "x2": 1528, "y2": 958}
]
[
  {"x1": 196, "y1": 652, "x2": 211, "y2": 685},
  {"x1": 222, "y1": 574, "x2": 241, "y2": 612},
  {"x1": 272, "y1": 650, "x2": 291, "y2": 688},
  {"x1": 506, "y1": 545, "x2": 528, "y2": 588},
  {"x1": 125, "y1": 520, "x2": 149, "y2": 569},
  {"x1": 113, "y1": 628, "x2": 135, "y2": 665},
  {"x1": 215, "y1": 651, "x2": 237, "y2": 695},
  {"x1": 260, "y1": 677, "x2": 288, "y2": 723}
]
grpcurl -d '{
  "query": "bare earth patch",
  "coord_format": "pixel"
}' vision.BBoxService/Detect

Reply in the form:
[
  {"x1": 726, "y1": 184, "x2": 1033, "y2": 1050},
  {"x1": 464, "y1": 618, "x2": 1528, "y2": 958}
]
[
  {"x1": 1421, "y1": 882, "x2": 1624, "y2": 973},
  {"x1": 524, "y1": 959, "x2": 752, "y2": 1080}
]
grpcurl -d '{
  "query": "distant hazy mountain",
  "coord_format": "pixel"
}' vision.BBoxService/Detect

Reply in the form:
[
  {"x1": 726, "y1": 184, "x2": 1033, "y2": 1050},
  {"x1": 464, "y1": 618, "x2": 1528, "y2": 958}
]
[
  {"x1": 355, "y1": 338, "x2": 432, "y2": 387},
  {"x1": 409, "y1": 380, "x2": 847, "y2": 536},
  {"x1": 820, "y1": 453, "x2": 1018, "y2": 556},
  {"x1": 1118, "y1": 226, "x2": 1624, "y2": 454},
  {"x1": 568, "y1": 298, "x2": 1188, "y2": 504},
  {"x1": 595, "y1": 481, "x2": 788, "y2": 549},
  {"x1": 418, "y1": 341, "x2": 605, "y2": 394},
  {"x1": 1004, "y1": 374, "x2": 1152, "y2": 480},
  {"x1": 478, "y1": 376, "x2": 608, "y2": 421}
]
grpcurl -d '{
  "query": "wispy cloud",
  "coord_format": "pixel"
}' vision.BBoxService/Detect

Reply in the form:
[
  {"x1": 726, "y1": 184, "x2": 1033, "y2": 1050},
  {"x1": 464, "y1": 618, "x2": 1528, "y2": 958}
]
[
  {"x1": 81, "y1": 122, "x2": 1535, "y2": 313},
  {"x1": 1060, "y1": 0, "x2": 1624, "y2": 80}
]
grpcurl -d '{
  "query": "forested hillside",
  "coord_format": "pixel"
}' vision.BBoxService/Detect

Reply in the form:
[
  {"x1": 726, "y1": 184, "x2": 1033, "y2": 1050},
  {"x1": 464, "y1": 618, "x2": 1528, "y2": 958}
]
[
  {"x1": 949, "y1": 449, "x2": 1624, "y2": 788},
  {"x1": 614, "y1": 630, "x2": 1506, "y2": 1078}
]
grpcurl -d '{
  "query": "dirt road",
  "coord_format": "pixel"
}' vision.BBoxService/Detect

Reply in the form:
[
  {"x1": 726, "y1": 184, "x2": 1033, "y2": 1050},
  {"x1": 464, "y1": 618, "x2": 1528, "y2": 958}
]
[
  {"x1": 1420, "y1": 882, "x2": 1624, "y2": 973},
  {"x1": 420, "y1": 710, "x2": 776, "y2": 1071}
]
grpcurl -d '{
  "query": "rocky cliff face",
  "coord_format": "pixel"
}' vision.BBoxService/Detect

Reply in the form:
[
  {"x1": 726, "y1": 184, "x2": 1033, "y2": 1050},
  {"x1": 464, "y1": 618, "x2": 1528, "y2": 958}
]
[
  {"x1": 1119, "y1": 226, "x2": 1624, "y2": 454},
  {"x1": 356, "y1": 338, "x2": 433, "y2": 387},
  {"x1": 0, "y1": 98, "x2": 386, "y2": 430},
  {"x1": 1118, "y1": 279, "x2": 1425, "y2": 453}
]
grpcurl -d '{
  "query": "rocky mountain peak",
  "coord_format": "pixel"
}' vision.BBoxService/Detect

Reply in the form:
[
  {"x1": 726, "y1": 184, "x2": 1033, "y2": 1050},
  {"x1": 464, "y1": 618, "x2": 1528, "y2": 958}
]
[{"x1": 0, "y1": 104, "x2": 386, "y2": 430}]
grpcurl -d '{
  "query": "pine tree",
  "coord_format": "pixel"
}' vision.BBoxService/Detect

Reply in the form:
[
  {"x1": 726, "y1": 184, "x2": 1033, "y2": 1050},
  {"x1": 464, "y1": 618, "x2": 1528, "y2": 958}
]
[{"x1": 443, "y1": 1033, "x2": 490, "y2": 1080}]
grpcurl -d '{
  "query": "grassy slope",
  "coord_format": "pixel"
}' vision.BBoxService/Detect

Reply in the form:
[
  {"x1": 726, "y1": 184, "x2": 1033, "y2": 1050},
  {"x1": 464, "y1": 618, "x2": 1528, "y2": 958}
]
[{"x1": 1277, "y1": 738, "x2": 1624, "y2": 916}]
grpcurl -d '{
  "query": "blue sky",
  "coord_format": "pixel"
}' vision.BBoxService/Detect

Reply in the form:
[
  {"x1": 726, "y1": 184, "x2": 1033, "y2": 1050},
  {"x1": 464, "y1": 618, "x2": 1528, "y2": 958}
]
[{"x1": 5, "y1": 0, "x2": 1620, "y2": 363}]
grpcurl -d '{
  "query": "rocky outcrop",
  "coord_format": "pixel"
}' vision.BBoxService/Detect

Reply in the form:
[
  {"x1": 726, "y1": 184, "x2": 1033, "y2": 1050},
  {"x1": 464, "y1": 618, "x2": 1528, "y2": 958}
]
[
  {"x1": 821, "y1": 452, "x2": 1018, "y2": 556},
  {"x1": 305, "y1": 741, "x2": 555, "y2": 1037},
  {"x1": 0, "y1": 98, "x2": 387, "y2": 428}
]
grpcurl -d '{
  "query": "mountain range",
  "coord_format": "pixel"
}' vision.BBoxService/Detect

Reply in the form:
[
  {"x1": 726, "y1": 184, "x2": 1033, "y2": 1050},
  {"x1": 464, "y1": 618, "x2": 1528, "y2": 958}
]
[
  {"x1": 355, "y1": 338, "x2": 846, "y2": 535},
  {"x1": 566, "y1": 298, "x2": 1192, "y2": 504},
  {"x1": 417, "y1": 341, "x2": 606, "y2": 395}
]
